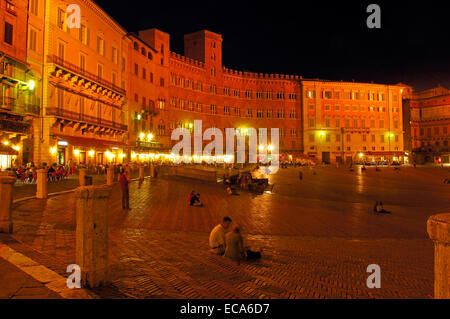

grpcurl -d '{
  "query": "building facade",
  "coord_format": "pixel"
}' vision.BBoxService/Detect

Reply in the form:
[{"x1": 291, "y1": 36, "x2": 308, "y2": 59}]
[
  {"x1": 29, "y1": 0, "x2": 129, "y2": 167},
  {"x1": 1, "y1": 0, "x2": 40, "y2": 168},
  {"x1": 0, "y1": 0, "x2": 409, "y2": 169},
  {"x1": 301, "y1": 80, "x2": 405, "y2": 164},
  {"x1": 404, "y1": 86, "x2": 450, "y2": 164}
]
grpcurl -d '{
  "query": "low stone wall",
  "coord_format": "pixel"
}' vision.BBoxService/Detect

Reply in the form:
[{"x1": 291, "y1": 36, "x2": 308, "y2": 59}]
[{"x1": 167, "y1": 167, "x2": 217, "y2": 182}]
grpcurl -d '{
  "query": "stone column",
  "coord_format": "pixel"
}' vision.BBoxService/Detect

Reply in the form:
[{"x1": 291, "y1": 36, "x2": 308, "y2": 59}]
[
  {"x1": 106, "y1": 168, "x2": 114, "y2": 186},
  {"x1": 139, "y1": 165, "x2": 145, "y2": 181},
  {"x1": 0, "y1": 176, "x2": 15, "y2": 233},
  {"x1": 427, "y1": 213, "x2": 450, "y2": 299},
  {"x1": 75, "y1": 185, "x2": 112, "y2": 288},
  {"x1": 150, "y1": 165, "x2": 155, "y2": 178},
  {"x1": 79, "y1": 168, "x2": 87, "y2": 186},
  {"x1": 36, "y1": 169, "x2": 48, "y2": 199}
]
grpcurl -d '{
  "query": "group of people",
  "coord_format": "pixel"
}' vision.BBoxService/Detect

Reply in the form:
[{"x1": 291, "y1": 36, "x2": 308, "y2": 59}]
[
  {"x1": 209, "y1": 217, "x2": 262, "y2": 265},
  {"x1": 13, "y1": 162, "x2": 77, "y2": 184}
]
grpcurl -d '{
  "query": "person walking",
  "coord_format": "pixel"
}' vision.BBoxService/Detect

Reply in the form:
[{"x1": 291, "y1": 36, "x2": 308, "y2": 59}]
[{"x1": 119, "y1": 168, "x2": 130, "y2": 210}]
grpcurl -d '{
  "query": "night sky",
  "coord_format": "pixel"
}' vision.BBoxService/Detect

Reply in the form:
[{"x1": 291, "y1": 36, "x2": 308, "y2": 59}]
[{"x1": 94, "y1": 0, "x2": 450, "y2": 91}]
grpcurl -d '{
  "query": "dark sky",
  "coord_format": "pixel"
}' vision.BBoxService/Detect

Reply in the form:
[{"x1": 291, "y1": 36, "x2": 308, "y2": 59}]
[{"x1": 94, "y1": 0, "x2": 450, "y2": 90}]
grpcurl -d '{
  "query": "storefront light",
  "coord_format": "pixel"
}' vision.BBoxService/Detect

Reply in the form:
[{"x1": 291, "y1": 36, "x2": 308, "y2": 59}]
[
  {"x1": 88, "y1": 150, "x2": 95, "y2": 157},
  {"x1": 73, "y1": 149, "x2": 80, "y2": 156},
  {"x1": 50, "y1": 147, "x2": 57, "y2": 155},
  {"x1": 268, "y1": 145, "x2": 274, "y2": 152},
  {"x1": 2, "y1": 140, "x2": 9, "y2": 146},
  {"x1": 147, "y1": 133, "x2": 154, "y2": 141},
  {"x1": 12, "y1": 145, "x2": 21, "y2": 151}
]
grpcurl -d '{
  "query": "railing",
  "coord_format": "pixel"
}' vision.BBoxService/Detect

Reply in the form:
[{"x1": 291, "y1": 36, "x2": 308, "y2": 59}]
[
  {"x1": 46, "y1": 107, "x2": 127, "y2": 131},
  {"x1": 0, "y1": 96, "x2": 40, "y2": 116},
  {"x1": 0, "y1": 118, "x2": 30, "y2": 134},
  {"x1": 47, "y1": 55, "x2": 126, "y2": 95}
]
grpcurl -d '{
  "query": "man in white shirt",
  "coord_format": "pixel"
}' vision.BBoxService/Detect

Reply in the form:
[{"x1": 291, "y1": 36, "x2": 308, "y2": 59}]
[{"x1": 209, "y1": 217, "x2": 232, "y2": 255}]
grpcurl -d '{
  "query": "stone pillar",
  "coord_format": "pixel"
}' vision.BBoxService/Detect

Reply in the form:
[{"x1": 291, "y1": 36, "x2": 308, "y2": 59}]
[
  {"x1": 150, "y1": 165, "x2": 155, "y2": 178},
  {"x1": 79, "y1": 168, "x2": 87, "y2": 186},
  {"x1": 427, "y1": 213, "x2": 450, "y2": 299},
  {"x1": 139, "y1": 165, "x2": 145, "y2": 181},
  {"x1": 106, "y1": 168, "x2": 114, "y2": 186},
  {"x1": 0, "y1": 176, "x2": 15, "y2": 233},
  {"x1": 36, "y1": 169, "x2": 48, "y2": 199},
  {"x1": 75, "y1": 185, "x2": 112, "y2": 288}
]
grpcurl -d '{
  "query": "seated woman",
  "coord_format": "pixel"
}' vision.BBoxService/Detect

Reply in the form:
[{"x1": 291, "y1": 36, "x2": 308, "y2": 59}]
[{"x1": 224, "y1": 225, "x2": 261, "y2": 265}]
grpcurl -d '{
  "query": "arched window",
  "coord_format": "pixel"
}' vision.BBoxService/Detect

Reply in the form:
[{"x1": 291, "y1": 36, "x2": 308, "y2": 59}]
[
  {"x1": 141, "y1": 47, "x2": 146, "y2": 56},
  {"x1": 133, "y1": 42, "x2": 139, "y2": 51},
  {"x1": 148, "y1": 51, "x2": 153, "y2": 60}
]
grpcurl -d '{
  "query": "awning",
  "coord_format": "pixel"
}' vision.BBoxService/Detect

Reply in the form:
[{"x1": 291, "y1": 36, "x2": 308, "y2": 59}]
[
  {"x1": 0, "y1": 144, "x2": 19, "y2": 155},
  {"x1": 54, "y1": 135, "x2": 127, "y2": 150},
  {"x1": 364, "y1": 151, "x2": 406, "y2": 156}
]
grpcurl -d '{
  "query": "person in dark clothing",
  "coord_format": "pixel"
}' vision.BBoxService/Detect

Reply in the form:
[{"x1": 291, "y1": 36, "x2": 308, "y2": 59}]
[
  {"x1": 119, "y1": 169, "x2": 130, "y2": 210},
  {"x1": 190, "y1": 193, "x2": 203, "y2": 207}
]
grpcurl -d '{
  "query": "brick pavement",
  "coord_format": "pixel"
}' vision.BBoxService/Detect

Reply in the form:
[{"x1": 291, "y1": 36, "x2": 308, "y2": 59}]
[{"x1": 3, "y1": 166, "x2": 448, "y2": 299}]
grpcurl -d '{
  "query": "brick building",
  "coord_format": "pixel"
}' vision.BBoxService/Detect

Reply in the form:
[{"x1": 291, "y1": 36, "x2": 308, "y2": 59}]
[
  {"x1": 1, "y1": 0, "x2": 40, "y2": 168},
  {"x1": 301, "y1": 80, "x2": 405, "y2": 164},
  {"x1": 0, "y1": 0, "x2": 411, "y2": 168},
  {"x1": 404, "y1": 86, "x2": 450, "y2": 164}
]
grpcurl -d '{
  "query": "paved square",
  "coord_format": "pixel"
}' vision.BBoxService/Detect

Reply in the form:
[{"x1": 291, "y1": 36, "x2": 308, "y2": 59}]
[{"x1": 5, "y1": 166, "x2": 450, "y2": 298}]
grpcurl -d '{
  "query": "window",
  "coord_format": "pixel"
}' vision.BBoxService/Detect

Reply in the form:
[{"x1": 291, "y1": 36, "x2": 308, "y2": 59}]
[
  {"x1": 112, "y1": 47, "x2": 118, "y2": 64},
  {"x1": 324, "y1": 104, "x2": 331, "y2": 111},
  {"x1": 335, "y1": 117, "x2": 340, "y2": 128},
  {"x1": 160, "y1": 78, "x2": 165, "y2": 87},
  {"x1": 334, "y1": 91, "x2": 340, "y2": 99},
  {"x1": 97, "y1": 36, "x2": 105, "y2": 56},
  {"x1": 97, "y1": 64, "x2": 103, "y2": 79},
  {"x1": 57, "y1": 8, "x2": 65, "y2": 30},
  {"x1": 79, "y1": 25, "x2": 89, "y2": 45},
  {"x1": 79, "y1": 54, "x2": 86, "y2": 71},
  {"x1": 57, "y1": 41, "x2": 65, "y2": 59},
  {"x1": 324, "y1": 118, "x2": 331, "y2": 128},
  {"x1": 142, "y1": 68, "x2": 146, "y2": 80},
  {"x1": 309, "y1": 134, "x2": 315, "y2": 142},
  {"x1": 309, "y1": 118, "x2": 315, "y2": 128},
  {"x1": 134, "y1": 64, "x2": 138, "y2": 75},
  {"x1": 307, "y1": 90, "x2": 315, "y2": 99},
  {"x1": 30, "y1": 0, "x2": 39, "y2": 15},
  {"x1": 141, "y1": 47, "x2": 146, "y2": 56},
  {"x1": 134, "y1": 42, "x2": 139, "y2": 51},
  {"x1": 4, "y1": 22, "x2": 13, "y2": 45},
  {"x1": 148, "y1": 52, "x2": 153, "y2": 60},
  {"x1": 334, "y1": 105, "x2": 340, "y2": 111},
  {"x1": 346, "y1": 134, "x2": 351, "y2": 142},
  {"x1": 379, "y1": 119, "x2": 384, "y2": 129},
  {"x1": 149, "y1": 72, "x2": 154, "y2": 83},
  {"x1": 324, "y1": 91, "x2": 332, "y2": 99},
  {"x1": 29, "y1": 28, "x2": 37, "y2": 51},
  {"x1": 380, "y1": 135, "x2": 385, "y2": 143}
]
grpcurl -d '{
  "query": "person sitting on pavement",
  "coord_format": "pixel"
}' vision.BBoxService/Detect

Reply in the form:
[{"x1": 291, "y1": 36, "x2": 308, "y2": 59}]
[
  {"x1": 190, "y1": 193, "x2": 203, "y2": 207},
  {"x1": 224, "y1": 225, "x2": 262, "y2": 265},
  {"x1": 209, "y1": 217, "x2": 232, "y2": 255},
  {"x1": 187, "y1": 190, "x2": 196, "y2": 204},
  {"x1": 374, "y1": 201, "x2": 391, "y2": 214}
]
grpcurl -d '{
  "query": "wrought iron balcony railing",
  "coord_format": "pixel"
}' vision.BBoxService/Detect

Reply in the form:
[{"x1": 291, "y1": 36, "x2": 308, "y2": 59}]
[
  {"x1": 46, "y1": 107, "x2": 127, "y2": 131},
  {"x1": 47, "y1": 55, "x2": 126, "y2": 95}
]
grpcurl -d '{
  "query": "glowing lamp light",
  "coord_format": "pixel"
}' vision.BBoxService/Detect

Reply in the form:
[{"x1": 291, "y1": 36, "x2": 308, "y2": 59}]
[
  {"x1": 268, "y1": 145, "x2": 274, "y2": 152},
  {"x1": 13, "y1": 145, "x2": 21, "y2": 151},
  {"x1": 189, "y1": 123, "x2": 193, "y2": 129},
  {"x1": 147, "y1": 133, "x2": 154, "y2": 141},
  {"x1": 28, "y1": 80, "x2": 36, "y2": 91},
  {"x1": 2, "y1": 140, "x2": 9, "y2": 146},
  {"x1": 359, "y1": 153, "x2": 364, "y2": 158},
  {"x1": 88, "y1": 150, "x2": 95, "y2": 157},
  {"x1": 137, "y1": 114, "x2": 142, "y2": 120},
  {"x1": 320, "y1": 131, "x2": 326, "y2": 137},
  {"x1": 50, "y1": 147, "x2": 57, "y2": 155},
  {"x1": 258, "y1": 145, "x2": 265, "y2": 152},
  {"x1": 139, "y1": 132, "x2": 145, "y2": 140},
  {"x1": 73, "y1": 149, "x2": 80, "y2": 156}
]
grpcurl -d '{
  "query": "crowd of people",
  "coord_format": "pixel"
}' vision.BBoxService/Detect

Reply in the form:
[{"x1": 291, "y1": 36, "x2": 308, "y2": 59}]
[{"x1": 13, "y1": 162, "x2": 77, "y2": 184}]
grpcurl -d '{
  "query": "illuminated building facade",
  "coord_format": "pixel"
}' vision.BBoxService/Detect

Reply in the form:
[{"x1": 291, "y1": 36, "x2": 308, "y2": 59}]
[
  {"x1": 404, "y1": 86, "x2": 450, "y2": 164},
  {"x1": 30, "y1": 0, "x2": 129, "y2": 167},
  {"x1": 1, "y1": 0, "x2": 40, "y2": 168},
  {"x1": 3, "y1": 0, "x2": 407, "y2": 167},
  {"x1": 301, "y1": 80, "x2": 405, "y2": 164}
]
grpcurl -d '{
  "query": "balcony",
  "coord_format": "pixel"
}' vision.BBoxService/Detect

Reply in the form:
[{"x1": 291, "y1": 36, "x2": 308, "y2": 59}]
[
  {"x1": 47, "y1": 55, "x2": 126, "y2": 96},
  {"x1": 46, "y1": 107, "x2": 127, "y2": 132},
  {"x1": 0, "y1": 96, "x2": 40, "y2": 116}
]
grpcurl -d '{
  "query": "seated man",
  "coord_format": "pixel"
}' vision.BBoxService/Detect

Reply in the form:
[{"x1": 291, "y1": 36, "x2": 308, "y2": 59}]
[
  {"x1": 209, "y1": 217, "x2": 232, "y2": 255},
  {"x1": 225, "y1": 225, "x2": 262, "y2": 265}
]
